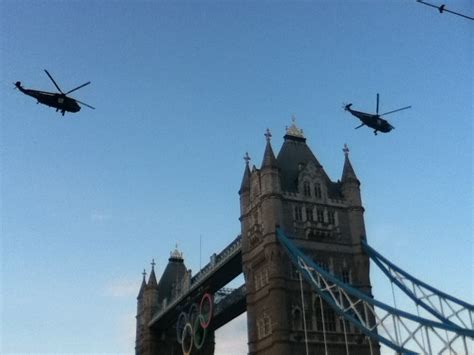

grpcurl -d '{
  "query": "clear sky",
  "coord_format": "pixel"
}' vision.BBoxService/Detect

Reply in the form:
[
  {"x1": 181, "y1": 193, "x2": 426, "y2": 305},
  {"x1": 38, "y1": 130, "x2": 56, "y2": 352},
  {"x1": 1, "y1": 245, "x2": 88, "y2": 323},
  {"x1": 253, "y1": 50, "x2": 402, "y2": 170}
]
[{"x1": 1, "y1": 1, "x2": 472, "y2": 354}]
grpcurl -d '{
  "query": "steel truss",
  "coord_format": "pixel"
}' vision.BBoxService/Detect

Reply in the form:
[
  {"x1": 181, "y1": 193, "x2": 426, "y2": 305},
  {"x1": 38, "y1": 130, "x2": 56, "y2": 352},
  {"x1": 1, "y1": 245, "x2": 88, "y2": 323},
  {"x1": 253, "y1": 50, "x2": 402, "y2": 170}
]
[
  {"x1": 276, "y1": 228, "x2": 474, "y2": 354},
  {"x1": 363, "y1": 240, "x2": 474, "y2": 332}
]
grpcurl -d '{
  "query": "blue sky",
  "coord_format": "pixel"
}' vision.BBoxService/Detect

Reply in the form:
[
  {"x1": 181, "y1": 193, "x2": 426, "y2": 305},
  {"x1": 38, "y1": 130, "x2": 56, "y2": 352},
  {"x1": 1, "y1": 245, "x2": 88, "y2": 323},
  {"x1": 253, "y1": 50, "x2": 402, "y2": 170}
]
[{"x1": 1, "y1": 1, "x2": 472, "y2": 354}]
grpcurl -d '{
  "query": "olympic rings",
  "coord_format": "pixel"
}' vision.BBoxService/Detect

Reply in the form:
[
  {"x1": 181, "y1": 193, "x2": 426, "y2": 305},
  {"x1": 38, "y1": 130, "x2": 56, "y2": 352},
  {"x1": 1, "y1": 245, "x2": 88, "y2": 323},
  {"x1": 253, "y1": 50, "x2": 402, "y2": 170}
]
[
  {"x1": 177, "y1": 293, "x2": 214, "y2": 355},
  {"x1": 176, "y1": 311, "x2": 188, "y2": 344},
  {"x1": 188, "y1": 303, "x2": 199, "y2": 327},
  {"x1": 199, "y1": 293, "x2": 213, "y2": 329},
  {"x1": 181, "y1": 323, "x2": 193, "y2": 355},
  {"x1": 193, "y1": 314, "x2": 207, "y2": 350}
]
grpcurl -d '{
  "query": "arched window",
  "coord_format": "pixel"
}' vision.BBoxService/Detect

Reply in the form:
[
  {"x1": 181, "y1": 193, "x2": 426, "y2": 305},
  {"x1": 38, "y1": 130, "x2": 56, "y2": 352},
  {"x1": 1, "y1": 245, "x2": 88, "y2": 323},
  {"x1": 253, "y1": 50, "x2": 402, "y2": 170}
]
[
  {"x1": 292, "y1": 307, "x2": 302, "y2": 330},
  {"x1": 303, "y1": 181, "x2": 311, "y2": 197},
  {"x1": 315, "y1": 297, "x2": 337, "y2": 332},
  {"x1": 294, "y1": 206, "x2": 303, "y2": 221},
  {"x1": 314, "y1": 183, "x2": 322, "y2": 199}
]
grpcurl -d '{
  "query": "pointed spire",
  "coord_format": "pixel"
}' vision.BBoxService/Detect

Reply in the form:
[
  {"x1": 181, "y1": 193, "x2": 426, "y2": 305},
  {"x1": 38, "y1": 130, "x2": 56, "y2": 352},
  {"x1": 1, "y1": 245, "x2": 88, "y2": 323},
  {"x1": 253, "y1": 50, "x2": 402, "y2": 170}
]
[
  {"x1": 341, "y1": 144, "x2": 358, "y2": 182},
  {"x1": 239, "y1": 152, "x2": 251, "y2": 194},
  {"x1": 147, "y1": 259, "x2": 158, "y2": 288},
  {"x1": 137, "y1": 269, "x2": 147, "y2": 298},
  {"x1": 261, "y1": 128, "x2": 278, "y2": 169}
]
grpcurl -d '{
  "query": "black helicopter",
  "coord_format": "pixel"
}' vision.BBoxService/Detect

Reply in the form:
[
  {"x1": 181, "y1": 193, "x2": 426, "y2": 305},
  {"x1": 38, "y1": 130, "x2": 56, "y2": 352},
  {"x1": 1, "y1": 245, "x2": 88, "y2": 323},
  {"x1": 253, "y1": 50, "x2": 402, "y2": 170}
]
[
  {"x1": 344, "y1": 94, "x2": 411, "y2": 135},
  {"x1": 15, "y1": 70, "x2": 95, "y2": 116}
]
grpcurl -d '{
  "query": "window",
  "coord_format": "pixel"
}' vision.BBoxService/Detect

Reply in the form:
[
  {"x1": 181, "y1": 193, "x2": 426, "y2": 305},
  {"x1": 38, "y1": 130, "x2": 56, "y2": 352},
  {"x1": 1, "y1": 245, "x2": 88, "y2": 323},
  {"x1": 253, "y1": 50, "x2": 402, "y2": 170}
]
[
  {"x1": 291, "y1": 266, "x2": 300, "y2": 279},
  {"x1": 263, "y1": 315, "x2": 271, "y2": 335},
  {"x1": 318, "y1": 261, "x2": 329, "y2": 272},
  {"x1": 314, "y1": 183, "x2": 322, "y2": 199},
  {"x1": 303, "y1": 181, "x2": 311, "y2": 197},
  {"x1": 328, "y1": 210, "x2": 336, "y2": 225},
  {"x1": 342, "y1": 269, "x2": 350, "y2": 284},
  {"x1": 306, "y1": 206, "x2": 314, "y2": 221},
  {"x1": 259, "y1": 314, "x2": 272, "y2": 338},
  {"x1": 292, "y1": 308, "x2": 302, "y2": 330},
  {"x1": 295, "y1": 206, "x2": 303, "y2": 221},
  {"x1": 315, "y1": 297, "x2": 337, "y2": 332},
  {"x1": 257, "y1": 319, "x2": 264, "y2": 338},
  {"x1": 316, "y1": 209, "x2": 324, "y2": 223},
  {"x1": 254, "y1": 274, "x2": 261, "y2": 290}
]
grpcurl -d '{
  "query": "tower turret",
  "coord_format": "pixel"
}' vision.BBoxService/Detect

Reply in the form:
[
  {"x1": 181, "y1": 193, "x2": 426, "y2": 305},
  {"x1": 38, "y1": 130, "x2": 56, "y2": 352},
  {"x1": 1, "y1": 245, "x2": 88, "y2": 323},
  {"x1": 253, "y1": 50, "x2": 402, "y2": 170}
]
[
  {"x1": 239, "y1": 152, "x2": 251, "y2": 216},
  {"x1": 136, "y1": 260, "x2": 160, "y2": 355},
  {"x1": 341, "y1": 144, "x2": 362, "y2": 207},
  {"x1": 135, "y1": 269, "x2": 147, "y2": 354}
]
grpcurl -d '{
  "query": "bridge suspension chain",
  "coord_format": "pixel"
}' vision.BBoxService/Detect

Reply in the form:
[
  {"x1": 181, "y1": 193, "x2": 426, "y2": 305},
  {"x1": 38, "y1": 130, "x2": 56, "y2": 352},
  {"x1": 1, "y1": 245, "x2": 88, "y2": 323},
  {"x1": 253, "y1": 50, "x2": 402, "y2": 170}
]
[
  {"x1": 276, "y1": 228, "x2": 474, "y2": 354},
  {"x1": 362, "y1": 240, "x2": 474, "y2": 332}
]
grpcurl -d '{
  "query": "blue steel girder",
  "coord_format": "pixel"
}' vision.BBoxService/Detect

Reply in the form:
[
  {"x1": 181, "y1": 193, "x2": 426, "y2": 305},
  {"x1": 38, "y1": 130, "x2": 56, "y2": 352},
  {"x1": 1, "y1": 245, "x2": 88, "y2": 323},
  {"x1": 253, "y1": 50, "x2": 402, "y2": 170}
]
[
  {"x1": 362, "y1": 240, "x2": 474, "y2": 332},
  {"x1": 276, "y1": 228, "x2": 474, "y2": 355}
]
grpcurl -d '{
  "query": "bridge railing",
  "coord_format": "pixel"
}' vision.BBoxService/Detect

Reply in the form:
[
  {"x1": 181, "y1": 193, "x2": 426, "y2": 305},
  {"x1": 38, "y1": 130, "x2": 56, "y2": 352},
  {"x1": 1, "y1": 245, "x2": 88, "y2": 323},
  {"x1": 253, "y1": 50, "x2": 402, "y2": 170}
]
[
  {"x1": 150, "y1": 235, "x2": 242, "y2": 325},
  {"x1": 190, "y1": 234, "x2": 242, "y2": 286}
]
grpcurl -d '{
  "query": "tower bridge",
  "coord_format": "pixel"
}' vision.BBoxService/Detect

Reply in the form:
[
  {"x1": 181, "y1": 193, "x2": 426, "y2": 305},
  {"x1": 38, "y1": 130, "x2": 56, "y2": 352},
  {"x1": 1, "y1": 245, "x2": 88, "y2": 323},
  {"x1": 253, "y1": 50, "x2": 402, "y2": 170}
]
[{"x1": 135, "y1": 120, "x2": 473, "y2": 355}]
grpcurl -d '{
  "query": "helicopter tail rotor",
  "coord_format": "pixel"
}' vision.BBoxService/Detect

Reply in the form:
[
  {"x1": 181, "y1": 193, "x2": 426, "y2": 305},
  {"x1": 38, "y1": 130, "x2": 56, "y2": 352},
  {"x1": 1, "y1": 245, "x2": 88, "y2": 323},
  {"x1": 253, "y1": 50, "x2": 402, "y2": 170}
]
[{"x1": 343, "y1": 103, "x2": 352, "y2": 111}]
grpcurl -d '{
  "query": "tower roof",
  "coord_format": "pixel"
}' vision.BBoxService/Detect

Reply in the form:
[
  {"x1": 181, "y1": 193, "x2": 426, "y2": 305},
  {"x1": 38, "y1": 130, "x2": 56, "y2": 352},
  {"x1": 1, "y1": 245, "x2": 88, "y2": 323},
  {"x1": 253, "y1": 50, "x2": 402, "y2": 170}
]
[
  {"x1": 261, "y1": 129, "x2": 278, "y2": 169},
  {"x1": 137, "y1": 269, "x2": 147, "y2": 299},
  {"x1": 341, "y1": 144, "x2": 359, "y2": 182},
  {"x1": 239, "y1": 152, "x2": 251, "y2": 194},
  {"x1": 157, "y1": 246, "x2": 187, "y2": 305},
  {"x1": 276, "y1": 117, "x2": 342, "y2": 198},
  {"x1": 147, "y1": 259, "x2": 158, "y2": 288},
  {"x1": 277, "y1": 122, "x2": 323, "y2": 192}
]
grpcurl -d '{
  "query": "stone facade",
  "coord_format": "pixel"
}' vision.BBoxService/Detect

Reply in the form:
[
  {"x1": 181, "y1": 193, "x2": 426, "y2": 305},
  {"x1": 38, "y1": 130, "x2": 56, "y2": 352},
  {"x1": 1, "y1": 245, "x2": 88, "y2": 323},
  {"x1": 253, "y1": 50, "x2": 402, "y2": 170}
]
[{"x1": 239, "y1": 123, "x2": 379, "y2": 355}]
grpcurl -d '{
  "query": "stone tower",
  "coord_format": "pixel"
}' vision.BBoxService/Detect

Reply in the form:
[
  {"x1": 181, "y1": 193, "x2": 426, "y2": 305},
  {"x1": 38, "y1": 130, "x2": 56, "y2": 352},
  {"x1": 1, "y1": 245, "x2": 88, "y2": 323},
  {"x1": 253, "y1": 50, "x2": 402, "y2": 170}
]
[
  {"x1": 240, "y1": 121, "x2": 379, "y2": 355},
  {"x1": 135, "y1": 248, "x2": 215, "y2": 355},
  {"x1": 135, "y1": 250, "x2": 189, "y2": 355}
]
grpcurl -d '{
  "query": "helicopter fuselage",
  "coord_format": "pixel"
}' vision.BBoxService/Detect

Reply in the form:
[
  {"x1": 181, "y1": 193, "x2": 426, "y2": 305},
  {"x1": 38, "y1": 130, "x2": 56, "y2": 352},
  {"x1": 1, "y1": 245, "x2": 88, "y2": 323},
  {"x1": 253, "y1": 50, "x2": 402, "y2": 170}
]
[
  {"x1": 16, "y1": 82, "x2": 81, "y2": 114},
  {"x1": 345, "y1": 105, "x2": 393, "y2": 133}
]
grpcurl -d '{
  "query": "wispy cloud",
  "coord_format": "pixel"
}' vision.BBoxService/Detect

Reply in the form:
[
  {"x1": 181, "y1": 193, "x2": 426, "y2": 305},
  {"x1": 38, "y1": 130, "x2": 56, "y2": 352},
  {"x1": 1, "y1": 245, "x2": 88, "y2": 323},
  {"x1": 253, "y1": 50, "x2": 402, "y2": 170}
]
[
  {"x1": 104, "y1": 278, "x2": 139, "y2": 298},
  {"x1": 215, "y1": 313, "x2": 248, "y2": 355},
  {"x1": 91, "y1": 211, "x2": 113, "y2": 222}
]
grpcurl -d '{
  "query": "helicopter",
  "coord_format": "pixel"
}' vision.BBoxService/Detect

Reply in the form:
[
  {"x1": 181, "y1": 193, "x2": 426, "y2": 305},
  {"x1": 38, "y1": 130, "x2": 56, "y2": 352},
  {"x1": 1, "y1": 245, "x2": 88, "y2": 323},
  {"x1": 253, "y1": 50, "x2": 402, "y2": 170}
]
[
  {"x1": 344, "y1": 94, "x2": 411, "y2": 135},
  {"x1": 15, "y1": 70, "x2": 95, "y2": 116}
]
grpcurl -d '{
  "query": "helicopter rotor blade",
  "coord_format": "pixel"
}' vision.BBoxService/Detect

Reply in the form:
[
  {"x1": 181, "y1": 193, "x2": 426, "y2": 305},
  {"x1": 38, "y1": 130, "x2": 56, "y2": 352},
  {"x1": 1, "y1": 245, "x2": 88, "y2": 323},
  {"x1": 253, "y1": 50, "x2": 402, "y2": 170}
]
[
  {"x1": 355, "y1": 123, "x2": 365, "y2": 129},
  {"x1": 376, "y1": 93, "x2": 380, "y2": 115},
  {"x1": 76, "y1": 99, "x2": 95, "y2": 110},
  {"x1": 65, "y1": 81, "x2": 91, "y2": 95},
  {"x1": 44, "y1": 69, "x2": 64, "y2": 94},
  {"x1": 380, "y1": 106, "x2": 412, "y2": 116}
]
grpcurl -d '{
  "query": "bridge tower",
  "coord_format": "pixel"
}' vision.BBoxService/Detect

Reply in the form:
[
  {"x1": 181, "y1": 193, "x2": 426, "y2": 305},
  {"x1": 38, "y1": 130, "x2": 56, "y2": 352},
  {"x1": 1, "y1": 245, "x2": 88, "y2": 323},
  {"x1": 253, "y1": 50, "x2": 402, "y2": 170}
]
[
  {"x1": 135, "y1": 248, "x2": 215, "y2": 355},
  {"x1": 240, "y1": 120, "x2": 379, "y2": 355}
]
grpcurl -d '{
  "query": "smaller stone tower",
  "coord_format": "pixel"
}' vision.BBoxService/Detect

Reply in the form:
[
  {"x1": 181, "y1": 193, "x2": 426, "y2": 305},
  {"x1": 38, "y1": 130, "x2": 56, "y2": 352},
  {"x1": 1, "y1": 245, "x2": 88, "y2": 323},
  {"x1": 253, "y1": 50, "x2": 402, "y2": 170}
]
[{"x1": 135, "y1": 247, "x2": 215, "y2": 355}]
